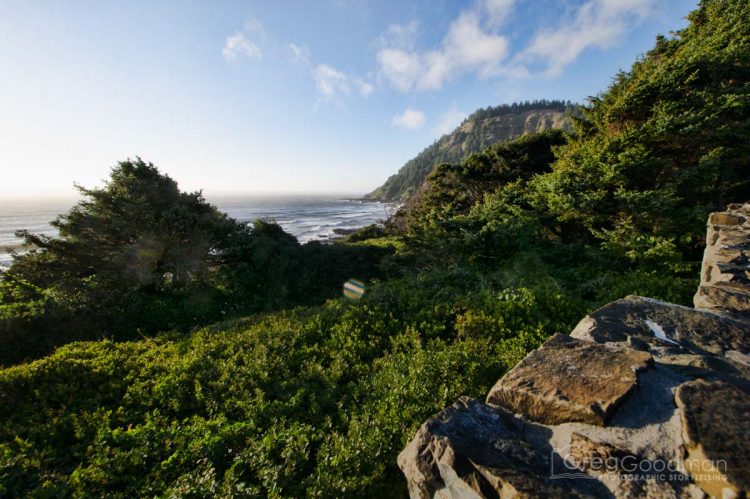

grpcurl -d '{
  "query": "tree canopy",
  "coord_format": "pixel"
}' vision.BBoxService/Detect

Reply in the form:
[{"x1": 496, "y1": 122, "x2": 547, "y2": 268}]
[{"x1": 0, "y1": 159, "x2": 387, "y2": 364}]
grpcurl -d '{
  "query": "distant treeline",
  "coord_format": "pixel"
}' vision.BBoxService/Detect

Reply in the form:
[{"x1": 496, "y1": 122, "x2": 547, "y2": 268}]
[{"x1": 466, "y1": 99, "x2": 575, "y2": 122}]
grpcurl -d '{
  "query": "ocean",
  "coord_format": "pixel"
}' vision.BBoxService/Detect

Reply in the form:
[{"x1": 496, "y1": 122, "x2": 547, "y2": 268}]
[{"x1": 0, "y1": 195, "x2": 394, "y2": 268}]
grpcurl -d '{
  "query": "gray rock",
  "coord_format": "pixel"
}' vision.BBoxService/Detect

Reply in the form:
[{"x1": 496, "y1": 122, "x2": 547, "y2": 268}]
[
  {"x1": 570, "y1": 295, "x2": 750, "y2": 357},
  {"x1": 695, "y1": 205, "x2": 750, "y2": 320},
  {"x1": 397, "y1": 396, "x2": 598, "y2": 498},
  {"x1": 708, "y1": 212, "x2": 746, "y2": 226},
  {"x1": 694, "y1": 283, "x2": 750, "y2": 320}
]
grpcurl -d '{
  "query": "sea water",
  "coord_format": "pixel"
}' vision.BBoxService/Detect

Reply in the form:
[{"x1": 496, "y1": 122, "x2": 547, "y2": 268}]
[{"x1": 0, "y1": 195, "x2": 394, "y2": 268}]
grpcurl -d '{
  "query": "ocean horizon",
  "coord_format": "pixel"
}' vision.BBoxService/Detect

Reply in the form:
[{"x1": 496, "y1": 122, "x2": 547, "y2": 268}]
[{"x1": 0, "y1": 194, "x2": 395, "y2": 267}]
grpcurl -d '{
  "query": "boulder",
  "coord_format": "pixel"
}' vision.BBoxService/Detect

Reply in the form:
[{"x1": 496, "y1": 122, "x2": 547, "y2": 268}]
[
  {"x1": 675, "y1": 380, "x2": 750, "y2": 497},
  {"x1": 486, "y1": 334, "x2": 652, "y2": 426},
  {"x1": 397, "y1": 397, "x2": 598, "y2": 498},
  {"x1": 694, "y1": 283, "x2": 750, "y2": 320},
  {"x1": 708, "y1": 212, "x2": 746, "y2": 226},
  {"x1": 570, "y1": 295, "x2": 750, "y2": 357}
]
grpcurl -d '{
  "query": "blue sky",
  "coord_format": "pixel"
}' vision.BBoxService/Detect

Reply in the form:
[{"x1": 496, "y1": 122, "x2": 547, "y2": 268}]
[{"x1": 0, "y1": 0, "x2": 697, "y2": 198}]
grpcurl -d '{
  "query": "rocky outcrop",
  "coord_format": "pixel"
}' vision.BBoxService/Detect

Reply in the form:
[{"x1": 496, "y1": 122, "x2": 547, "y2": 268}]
[
  {"x1": 570, "y1": 295, "x2": 750, "y2": 357},
  {"x1": 396, "y1": 397, "x2": 601, "y2": 498},
  {"x1": 399, "y1": 205, "x2": 750, "y2": 499}
]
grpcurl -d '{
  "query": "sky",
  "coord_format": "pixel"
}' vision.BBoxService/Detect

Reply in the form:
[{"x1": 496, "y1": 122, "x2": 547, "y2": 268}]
[{"x1": 0, "y1": 0, "x2": 698, "y2": 199}]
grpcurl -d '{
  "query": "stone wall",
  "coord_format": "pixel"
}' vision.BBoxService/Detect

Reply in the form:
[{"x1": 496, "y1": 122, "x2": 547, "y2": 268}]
[
  {"x1": 398, "y1": 205, "x2": 750, "y2": 498},
  {"x1": 695, "y1": 203, "x2": 750, "y2": 321}
]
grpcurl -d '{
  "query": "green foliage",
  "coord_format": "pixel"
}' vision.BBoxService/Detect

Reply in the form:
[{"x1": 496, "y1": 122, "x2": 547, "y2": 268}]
[
  {"x1": 0, "y1": 161, "x2": 390, "y2": 365},
  {"x1": 341, "y1": 224, "x2": 386, "y2": 242},
  {"x1": 395, "y1": 129, "x2": 567, "y2": 259},
  {"x1": 394, "y1": 0, "x2": 748, "y2": 296},
  {"x1": 0, "y1": 268, "x2": 567, "y2": 497},
  {"x1": 530, "y1": 0, "x2": 750, "y2": 262}
]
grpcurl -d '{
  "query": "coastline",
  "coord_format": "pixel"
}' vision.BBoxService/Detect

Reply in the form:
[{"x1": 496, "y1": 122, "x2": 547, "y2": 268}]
[{"x1": 0, "y1": 197, "x2": 399, "y2": 269}]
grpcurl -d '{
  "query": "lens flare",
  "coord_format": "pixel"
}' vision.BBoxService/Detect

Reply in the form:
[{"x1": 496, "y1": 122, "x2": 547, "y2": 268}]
[{"x1": 343, "y1": 278, "x2": 365, "y2": 300}]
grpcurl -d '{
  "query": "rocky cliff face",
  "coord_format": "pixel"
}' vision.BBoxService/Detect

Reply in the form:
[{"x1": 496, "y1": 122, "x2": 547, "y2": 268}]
[
  {"x1": 437, "y1": 110, "x2": 570, "y2": 160},
  {"x1": 364, "y1": 107, "x2": 571, "y2": 202},
  {"x1": 399, "y1": 204, "x2": 750, "y2": 498}
]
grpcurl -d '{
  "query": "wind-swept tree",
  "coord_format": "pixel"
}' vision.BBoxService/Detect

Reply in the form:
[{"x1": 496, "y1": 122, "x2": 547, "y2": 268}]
[
  {"x1": 0, "y1": 159, "x2": 245, "y2": 362},
  {"x1": 0, "y1": 158, "x2": 390, "y2": 365}
]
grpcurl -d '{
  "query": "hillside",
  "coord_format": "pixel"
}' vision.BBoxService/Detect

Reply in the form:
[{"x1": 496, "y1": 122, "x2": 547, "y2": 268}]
[{"x1": 364, "y1": 100, "x2": 573, "y2": 201}]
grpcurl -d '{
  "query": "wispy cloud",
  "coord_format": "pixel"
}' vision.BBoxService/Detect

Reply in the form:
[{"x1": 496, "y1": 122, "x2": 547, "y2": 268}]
[
  {"x1": 482, "y1": 0, "x2": 516, "y2": 27},
  {"x1": 356, "y1": 79, "x2": 375, "y2": 97},
  {"x1": 377, "y1": 48, "x2": 421, "y2": 92},
  {"x1": 521, "y1": 0, "x2": 655, "y2": 76},
  {"x1": 392, "y1": 107, "x2": 426, "y2": 129},
  {"x1": 243, "y1": 17, "x2": 266, "y2": 41},
  {"x1": 313, "y1": 64, "x2": 350, "y2": 99},
  {"x1": 377, "y1": 8, "x2": 509, "y2": 92},
  {"x1": 311, "y1": 63, "x2": 375, "y2": 103},
  {"x1": 288, "y1": 43, "x2": 311, "y2": 65},
  {"x1": 223, "y1": 32, "x2": 262, "y2": 61},
  {"x1": 375, "y1": 0, "x2": 655, "y2": 91},
  {"x1": 378, "y1": 20, "x2": 420, "y2": 51},
  {"x1": 223, "y1": 17, "x2": 265, "y2": 62},
  {"x1": 227, "y1": 0, "x2": 659, "y2": 110}
]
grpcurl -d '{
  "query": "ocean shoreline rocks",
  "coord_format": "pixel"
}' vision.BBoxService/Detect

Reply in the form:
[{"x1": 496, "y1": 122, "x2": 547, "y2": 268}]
[{"x1": 398, "y1": 204, "x2": 750, "y2": 498}]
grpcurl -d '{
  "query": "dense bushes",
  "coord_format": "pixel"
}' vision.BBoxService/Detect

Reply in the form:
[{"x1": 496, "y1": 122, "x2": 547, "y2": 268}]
[
  {"x1": 0, "y1": 268, "x2": 569, "y2": 497},
  {"x1": 530, "y1": 0, "x2": 750, "y2": 263},
  {"x1": 389, "y1": 0, "x2": 749, "y2": 288}
]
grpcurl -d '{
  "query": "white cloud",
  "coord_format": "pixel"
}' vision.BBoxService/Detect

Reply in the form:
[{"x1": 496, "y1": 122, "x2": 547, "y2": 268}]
[
  {"x1": 378, "y1": 20, "x2": 420, "y2": 50},
  {"x1": 223, "y1": 32, "x2": 262, "y2": 61},
  {"x1": 357, "y1": 79, "x2": 375, "y2": 97},
  {"x1": 392, "y1": 108, "x2": 425, "y2": 129},
  {"x1": 310, "y1": 64, "x2": 374, "y2": 102},
  {"x1": 434, "y1": 108, "x2": 467, "y2": 136},
  {"x1": 522, "y1": 0, "x2": 655, "y2": 76},
  {"x1": 376, "y1": 10, "x2": 509, "y2": 92},
  {"x1": 482, "y1": 0, "x2": 515, "y2": 27},
  {"x1": 288, "y1": 43, "x2": 311, "y2": 65},
  {"x1": 377, "y1": 48, "x2": 422, "y2": 92},
  {"x1": 313, "y1": 64, "x2": 350, "y2": 98},
  {"x1": 441, "y1": 12, "x2": 509, "y2": 79},
  {"x1": 223, "y1": 16, "x2": 265, "y2": 62},
  {"x1": 374, "y1": 0, "x2": 656, "y2": 89}
]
